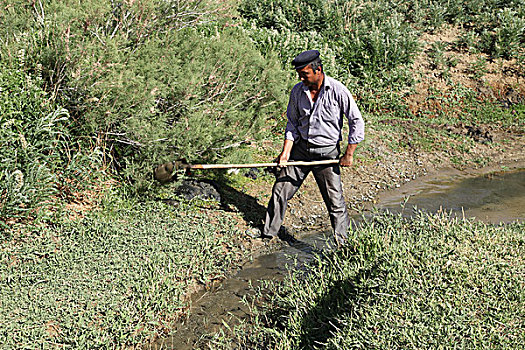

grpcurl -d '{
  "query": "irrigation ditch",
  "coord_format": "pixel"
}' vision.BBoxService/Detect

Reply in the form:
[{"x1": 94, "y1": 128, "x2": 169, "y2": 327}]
[{"x1": 151, "y1": 162, "x2": 525, "y2": 349}]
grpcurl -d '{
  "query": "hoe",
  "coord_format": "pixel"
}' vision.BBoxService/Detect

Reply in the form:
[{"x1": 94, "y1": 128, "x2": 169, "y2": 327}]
[{"x1": 153, "y1": 159, "x2": 340, "y2": 183}]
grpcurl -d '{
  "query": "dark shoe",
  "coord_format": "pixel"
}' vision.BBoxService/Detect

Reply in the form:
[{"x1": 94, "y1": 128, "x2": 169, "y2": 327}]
[
  {"x1": 259, "y1": 233, "x2": 278, "y2": 240},
  {"x1": 277, "y1": 226, "x2": 297, "y2": 244},
  {"x1": 248, "y1": 228, "x2": 277, "y2": 241}
]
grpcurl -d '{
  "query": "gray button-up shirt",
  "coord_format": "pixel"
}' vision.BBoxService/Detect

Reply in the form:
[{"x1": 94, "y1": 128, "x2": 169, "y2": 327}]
[{"x1": 285, "y1": 75, "x2": 365, "y2": 146}]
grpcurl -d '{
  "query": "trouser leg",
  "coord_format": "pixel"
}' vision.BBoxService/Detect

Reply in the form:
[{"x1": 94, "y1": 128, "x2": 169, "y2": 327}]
[
  {"x1": 313, "y1": 164, "x2": 350, "y2": 246},
  {"x1": 263, "y1": 164, "x2": 309, "y2": 237}
]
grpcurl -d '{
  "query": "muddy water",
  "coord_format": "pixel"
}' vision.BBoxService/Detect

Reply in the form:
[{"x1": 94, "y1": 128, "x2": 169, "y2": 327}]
[
  {"x1": 153, "y1": 168, "x2": 524, "y2": 349},
  {"x1": 152, "y1": 233, "x2": 334, "y2": 349},
  {"x1": 377, "y1": 168, "x2": 525, "y2": 223}
]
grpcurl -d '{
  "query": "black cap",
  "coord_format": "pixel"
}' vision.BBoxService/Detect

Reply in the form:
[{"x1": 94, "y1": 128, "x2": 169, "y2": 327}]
[{"x1": 292, "y1": 50, "x2": 320, "y2": 70}]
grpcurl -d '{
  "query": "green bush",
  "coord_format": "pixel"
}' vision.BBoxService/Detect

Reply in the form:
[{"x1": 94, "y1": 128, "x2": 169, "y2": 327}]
[
  {"x1": 238, "y1": 0, "x2": 420, "y2": 112},
  {"x1": 420, "y1": 0, "x2": 525, "y2": 58},
  {"x1": 68, "y1": 26, "x2": 288, "y2": 189},
  {"x1": 479, "y1": 8, "x2": 525, "y2": 59},
  {"x1": 238, "y1": 0, "x2": 524, "y2": 108},
  {"x1": 239, "y1": 0, "x2": 419, "y2": 76},
  {"x1": 0, "y1": 55, "x2": 104, "y2": 227},
  {"x1": 0, "y1": 61, "x2": 69, "y2": 225},
  {"x1": 1, "y1": 1, "x2": 289, "y2": 191}
]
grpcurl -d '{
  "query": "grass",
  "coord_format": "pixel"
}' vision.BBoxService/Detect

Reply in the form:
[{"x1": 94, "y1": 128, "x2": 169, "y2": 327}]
[
  {"x1": 0, "y1": 198, "x2": 246, "y2": 348},
  {"x1": 210, "y1": 211, "x2": 525, "y2": 349}
]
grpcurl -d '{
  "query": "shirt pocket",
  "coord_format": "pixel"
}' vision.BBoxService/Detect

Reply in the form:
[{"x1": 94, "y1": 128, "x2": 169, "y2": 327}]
[
  {"x1": 299, "y1": 108, "x2": 312, "y2": 127},
  {"x1": 320, "y1": 101, "x2": 340, "y2": 124}
]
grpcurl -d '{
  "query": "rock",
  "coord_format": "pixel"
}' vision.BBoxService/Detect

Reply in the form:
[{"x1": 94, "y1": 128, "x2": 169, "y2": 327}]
[
  {"x1": 465, "y1": 125, "x2": 493, "y2": 144},
  {"x1": 175, "y1": 179, "x2": 221, "y2": 202},
  {"x1": 504, "y1": 88, "x2": 523, "y2": 106},
  {"x1": 477, "y1": 86, "x2": 495, "y2": 100},
  {"x1": 244, "y1": 168, "x2": 262, "y2": 180},
  {"x1": 443, "y1": 123, "x2": 493, "y2": 144},
  {"x1": 245, "y1": 227, "x2": 261, "y2": 238}
]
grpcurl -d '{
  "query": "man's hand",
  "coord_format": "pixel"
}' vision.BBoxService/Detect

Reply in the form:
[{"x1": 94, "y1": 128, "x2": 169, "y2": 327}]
[
  {"x1": 340, "y1": 143, "x2": 358, "y2": 167},
  {"x1": 277, "y1": 151, "x2": 290, "y2": 166},
  {"x1": 277, "y1": 139, "x2": 294, "y2": 167},
  {"x1": 339, "y1": 153, "x2": 354, "y2": 167}
]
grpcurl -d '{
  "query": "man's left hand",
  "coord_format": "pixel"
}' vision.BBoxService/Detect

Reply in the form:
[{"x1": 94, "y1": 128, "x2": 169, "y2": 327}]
[
  {"x1": 339, "y1": 154, "x2": 354, "y2": 167},
  {"x1": 340, "y1": 143, "x2": 358, "y2": 167}
]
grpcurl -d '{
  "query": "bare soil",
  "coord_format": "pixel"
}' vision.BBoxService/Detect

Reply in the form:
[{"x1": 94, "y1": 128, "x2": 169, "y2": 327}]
[{"x1": 407, "y1": 25, "x2": 525, "y2": 117}]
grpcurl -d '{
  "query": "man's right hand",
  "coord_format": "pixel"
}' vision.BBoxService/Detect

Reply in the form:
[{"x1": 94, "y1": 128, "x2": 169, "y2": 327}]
[
  {"x1": 278, "y1": 139, "x2": 294, "y2": 167},
  {"x1": 277, "y1": 151, "x2": 290, "y2": 166}
]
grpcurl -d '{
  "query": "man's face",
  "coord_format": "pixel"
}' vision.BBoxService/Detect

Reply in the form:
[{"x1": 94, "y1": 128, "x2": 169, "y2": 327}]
[{"x1": 296, "y1": 64, "x2": 322, "y2": 88}]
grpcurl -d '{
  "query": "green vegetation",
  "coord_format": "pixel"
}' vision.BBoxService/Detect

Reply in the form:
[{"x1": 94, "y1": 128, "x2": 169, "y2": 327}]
[
  {"x1": 0, "y1": 60, "x2": 101, "y2": 226},
  {"x1": 1, "y1": 0, "x2": 289, "y2": 197},
  {"x1": 212, "y1": 212, "x2": 525, "y2": 349},
  {"x1": 0, "y1": 199, "x2": 245, "y2": 348},
  {"x1": 1, "y1": 0, "x2": 524, "y2": 347},
  {"x1": 239, "y1": 0, "x2": 420, "y2": 111},
  {"x1": 1, "y1": 0, "x2": 523, "y2": 216},
  {"x1": 238, "y1": 0, "x2": 525, "y2": 109}
]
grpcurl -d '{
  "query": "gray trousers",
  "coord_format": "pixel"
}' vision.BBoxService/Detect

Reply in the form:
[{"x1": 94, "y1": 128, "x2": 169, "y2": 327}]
[{"x1": 263, "y1": 140, "x2": 350, "y2": 245}]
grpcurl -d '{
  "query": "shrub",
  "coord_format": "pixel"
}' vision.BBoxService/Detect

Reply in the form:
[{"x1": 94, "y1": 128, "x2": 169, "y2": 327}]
[
  {"x1": 238, "y1": 0, "x2": 420, "y2": 112},
  {"x1": 479, "y1": 8, "x2": 525, "y2": 59},
  {"x1": 0, "y1": 60, "x2": 69, "y2": 225},
  {"x1": 1, "y1": 1, "x2": 290, "y2": 191},
  {"x1": 67, "y1": 26, "x2": 289, "y2": 189}
]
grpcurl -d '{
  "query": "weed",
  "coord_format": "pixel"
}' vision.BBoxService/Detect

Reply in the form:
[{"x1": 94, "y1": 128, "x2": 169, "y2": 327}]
[
  {"x1": 428, "y1": 41, "x2": 448, "y2": 70},
  {"x1": 469, "y1": 56, "x2": 490, "y2": 80},
  {"x1": 473, "y1": 156, "x2": 490, "y2": 167},
  {"x1": 0, "y1": 60, "x2": 95, "y2": 225}
]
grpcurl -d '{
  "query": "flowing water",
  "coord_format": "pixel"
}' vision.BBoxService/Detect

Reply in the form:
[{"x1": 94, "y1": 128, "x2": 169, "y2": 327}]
[{"x1": 153, "y1": 168, "x2": 524, "y2": 349}]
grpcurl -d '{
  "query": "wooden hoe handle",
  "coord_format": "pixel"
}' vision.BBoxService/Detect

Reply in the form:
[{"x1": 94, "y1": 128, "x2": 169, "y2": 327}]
[{"x1": 190, "y1": 159, "x2": 339, "y2": 169}]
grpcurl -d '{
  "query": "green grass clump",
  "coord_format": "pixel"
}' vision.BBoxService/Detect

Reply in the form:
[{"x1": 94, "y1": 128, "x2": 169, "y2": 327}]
[
  {"x1": 0, "y1": 200, "x2": 245, "y2": 348},
  {"x1": 212, "y1": 212, "x2": 524, "y2": 349},
  {"x1": 0, "y1": 60, "x2": 100, "y2": 226}
]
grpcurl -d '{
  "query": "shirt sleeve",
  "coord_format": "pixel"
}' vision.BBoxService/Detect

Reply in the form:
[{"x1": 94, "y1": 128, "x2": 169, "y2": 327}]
[
  {"x1": 341, "y1": 87, "x2": 365, "y2": 144},
  {"x1": 285, "y1": 89, "x2": 300, "y2": 141}
]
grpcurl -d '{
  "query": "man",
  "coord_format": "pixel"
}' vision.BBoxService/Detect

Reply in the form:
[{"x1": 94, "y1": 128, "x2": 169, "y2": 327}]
[{"x1": 261, "y1": 49, "x2": 365, "y2": 246}]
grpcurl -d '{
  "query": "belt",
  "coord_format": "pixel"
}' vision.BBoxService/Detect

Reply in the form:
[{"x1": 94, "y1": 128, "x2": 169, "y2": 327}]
[{"x1": 299, "y1": 139, "x2": 336, "y2": 149}]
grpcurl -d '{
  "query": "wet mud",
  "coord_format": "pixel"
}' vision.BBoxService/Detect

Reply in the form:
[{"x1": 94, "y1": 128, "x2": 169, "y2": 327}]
[{"x1": 151, "y1": 231, "x2": 336, "y2": 349}]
